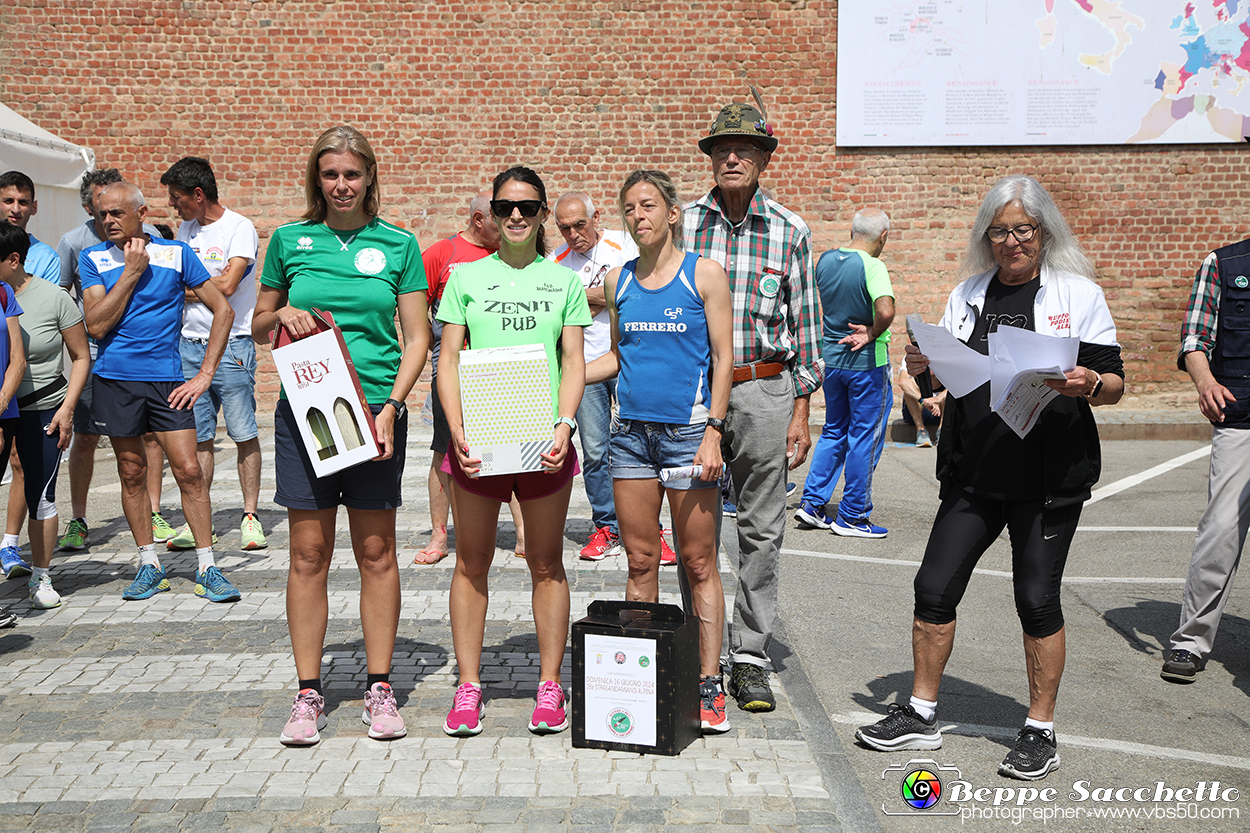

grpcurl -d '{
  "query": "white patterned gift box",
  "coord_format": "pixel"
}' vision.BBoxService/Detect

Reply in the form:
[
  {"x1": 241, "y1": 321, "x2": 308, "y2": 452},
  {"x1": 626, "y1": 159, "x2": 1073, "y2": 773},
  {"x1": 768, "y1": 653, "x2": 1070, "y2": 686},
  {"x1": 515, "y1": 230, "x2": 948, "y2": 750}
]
[
  {"x1": 458, "y1": 343, "x2": 553, "y2": 476},
  {"x1": 271, "y1": 309, "x2": 380, "y2": 478}
]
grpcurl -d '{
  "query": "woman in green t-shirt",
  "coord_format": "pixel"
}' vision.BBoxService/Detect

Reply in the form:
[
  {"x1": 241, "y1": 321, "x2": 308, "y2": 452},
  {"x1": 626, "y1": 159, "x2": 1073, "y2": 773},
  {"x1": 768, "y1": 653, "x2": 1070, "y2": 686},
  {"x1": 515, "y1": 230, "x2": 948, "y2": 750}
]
[
  {"x1": 436, "y1": 166, "x2": 591, "y2": 737},
  {"x1": 253, "y1": 126, "x2": 430, "y2": 747}
]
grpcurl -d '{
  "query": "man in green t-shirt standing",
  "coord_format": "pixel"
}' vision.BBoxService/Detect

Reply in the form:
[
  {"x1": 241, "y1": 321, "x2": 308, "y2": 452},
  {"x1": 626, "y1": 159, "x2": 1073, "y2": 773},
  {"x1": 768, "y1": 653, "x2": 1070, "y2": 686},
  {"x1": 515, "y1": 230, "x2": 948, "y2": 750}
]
[{"x1": 795, "y1": 208, "x2": 895, "y2": 538}]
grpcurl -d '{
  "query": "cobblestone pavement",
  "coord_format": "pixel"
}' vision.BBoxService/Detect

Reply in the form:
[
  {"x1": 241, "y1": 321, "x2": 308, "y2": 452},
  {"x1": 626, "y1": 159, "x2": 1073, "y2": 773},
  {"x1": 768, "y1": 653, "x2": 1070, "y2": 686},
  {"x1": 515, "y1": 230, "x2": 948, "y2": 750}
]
[{"x1": 0, "y1": 421, "x2": 842, "y2": 832}]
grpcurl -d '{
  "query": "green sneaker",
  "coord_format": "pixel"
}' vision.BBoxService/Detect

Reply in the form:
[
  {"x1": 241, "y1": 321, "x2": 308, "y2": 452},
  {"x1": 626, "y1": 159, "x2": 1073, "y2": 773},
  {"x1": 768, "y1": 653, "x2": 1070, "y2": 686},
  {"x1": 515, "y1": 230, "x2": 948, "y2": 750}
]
[
  {"x1": 58, "y1": 518, "x2": 89, "y2": 552},
  {"x1": 240, "y1": 513, "x2": 268, "y2": 551},
  {"x1": 166, "y1": 523, "x2": 218, "y2": 551},
  {"x1": 151, "y1": 512, "x2": 177, "y2": 543}
]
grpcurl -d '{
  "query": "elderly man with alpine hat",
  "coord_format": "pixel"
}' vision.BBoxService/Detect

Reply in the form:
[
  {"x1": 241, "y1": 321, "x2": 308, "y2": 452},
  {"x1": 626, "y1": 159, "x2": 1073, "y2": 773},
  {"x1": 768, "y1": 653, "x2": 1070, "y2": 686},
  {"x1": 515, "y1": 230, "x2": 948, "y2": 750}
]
[{"x1": 679, "y1": 92, "x2": 823, "y2": 713}]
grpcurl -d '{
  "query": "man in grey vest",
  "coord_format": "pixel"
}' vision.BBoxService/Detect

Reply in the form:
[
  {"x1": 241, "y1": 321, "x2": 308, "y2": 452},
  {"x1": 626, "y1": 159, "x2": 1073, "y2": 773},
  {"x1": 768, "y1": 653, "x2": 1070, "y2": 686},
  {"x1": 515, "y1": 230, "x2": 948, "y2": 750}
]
[{"x1": 1164, "y1": 239, "x2": 1250, "y2": 682}]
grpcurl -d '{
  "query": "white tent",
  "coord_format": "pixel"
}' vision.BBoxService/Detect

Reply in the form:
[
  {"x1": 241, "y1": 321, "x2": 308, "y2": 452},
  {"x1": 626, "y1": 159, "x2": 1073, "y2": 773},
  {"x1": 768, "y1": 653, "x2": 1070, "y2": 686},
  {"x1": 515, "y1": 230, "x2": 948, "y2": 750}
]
[{"x1": 0, "y1": 102, "x2": 95, "y2": 247}]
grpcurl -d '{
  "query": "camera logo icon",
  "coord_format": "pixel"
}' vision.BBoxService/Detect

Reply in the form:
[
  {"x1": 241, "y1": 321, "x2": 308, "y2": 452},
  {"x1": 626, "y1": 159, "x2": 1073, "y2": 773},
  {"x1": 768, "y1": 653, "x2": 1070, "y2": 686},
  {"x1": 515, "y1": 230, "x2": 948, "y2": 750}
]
[{"x1": 882, "y1": 759, "x2": 963, "y2": 816}]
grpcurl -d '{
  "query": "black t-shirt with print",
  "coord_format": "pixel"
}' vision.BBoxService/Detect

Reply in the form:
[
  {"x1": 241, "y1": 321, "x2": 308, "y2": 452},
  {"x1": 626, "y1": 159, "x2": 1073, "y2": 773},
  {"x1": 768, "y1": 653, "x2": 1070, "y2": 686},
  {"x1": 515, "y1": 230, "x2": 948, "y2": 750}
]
[{"x1": 952, "y1": 275, "x2": 1045, "y2": 500}]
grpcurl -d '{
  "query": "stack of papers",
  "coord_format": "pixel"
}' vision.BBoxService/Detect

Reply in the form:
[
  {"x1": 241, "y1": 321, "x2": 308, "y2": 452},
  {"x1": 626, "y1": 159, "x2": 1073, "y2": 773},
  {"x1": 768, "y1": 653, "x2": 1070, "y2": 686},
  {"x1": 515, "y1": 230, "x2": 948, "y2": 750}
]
[{"x1": 909, "y1": 320, "x2": 1077, "y2": 438}]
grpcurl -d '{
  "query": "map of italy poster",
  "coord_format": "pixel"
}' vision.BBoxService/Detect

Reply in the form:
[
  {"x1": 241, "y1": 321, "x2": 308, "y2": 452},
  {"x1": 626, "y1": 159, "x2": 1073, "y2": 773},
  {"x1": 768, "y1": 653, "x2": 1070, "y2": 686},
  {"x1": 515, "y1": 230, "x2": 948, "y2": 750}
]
[{"x1": 836, "y1": 0, "x2": 1250, "y2": 145}]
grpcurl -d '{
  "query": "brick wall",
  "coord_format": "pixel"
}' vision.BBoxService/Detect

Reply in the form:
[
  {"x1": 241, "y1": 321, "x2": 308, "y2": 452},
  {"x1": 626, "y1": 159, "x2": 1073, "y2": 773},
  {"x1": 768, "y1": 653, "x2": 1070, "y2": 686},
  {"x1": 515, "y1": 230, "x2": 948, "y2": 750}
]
[{"x1": 2, "y1": 0, "x2": 1240, "y2": 407}]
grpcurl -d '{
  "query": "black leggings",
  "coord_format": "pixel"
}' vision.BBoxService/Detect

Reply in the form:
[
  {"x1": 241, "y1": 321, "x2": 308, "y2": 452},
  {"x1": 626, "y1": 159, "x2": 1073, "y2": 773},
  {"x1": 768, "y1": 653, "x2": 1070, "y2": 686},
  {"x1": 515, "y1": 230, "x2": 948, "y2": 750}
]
[{"x1": 913, "y1": 487, "x2": 1082, "y2": 638}]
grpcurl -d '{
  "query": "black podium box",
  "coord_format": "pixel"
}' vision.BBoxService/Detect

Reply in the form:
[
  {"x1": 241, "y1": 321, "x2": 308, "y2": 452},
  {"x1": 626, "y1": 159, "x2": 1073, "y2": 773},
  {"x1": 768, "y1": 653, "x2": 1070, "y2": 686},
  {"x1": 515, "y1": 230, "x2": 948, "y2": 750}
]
[{"x1": 571, "y1": 600, "x2": 700, "y2": 756}]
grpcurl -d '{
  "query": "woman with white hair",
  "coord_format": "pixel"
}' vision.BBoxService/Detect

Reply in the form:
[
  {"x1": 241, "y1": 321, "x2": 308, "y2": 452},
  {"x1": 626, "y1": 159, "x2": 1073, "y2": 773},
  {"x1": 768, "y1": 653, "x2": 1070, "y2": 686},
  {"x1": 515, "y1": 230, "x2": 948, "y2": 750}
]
[{"x1": 856, "y1": 175, "x2": 1124, "y2": 781}]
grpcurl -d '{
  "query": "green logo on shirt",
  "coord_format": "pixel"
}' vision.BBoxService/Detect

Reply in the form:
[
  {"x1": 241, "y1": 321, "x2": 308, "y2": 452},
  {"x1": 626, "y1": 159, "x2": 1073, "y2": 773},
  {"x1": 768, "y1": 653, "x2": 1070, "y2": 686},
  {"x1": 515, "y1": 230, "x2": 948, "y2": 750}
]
[
  {"x1": 1236, "y1": 276, "x2": 1249, "y2": 289},
  {"x1": 760, "y1": 276, "x2": 780, "y2": 298}
]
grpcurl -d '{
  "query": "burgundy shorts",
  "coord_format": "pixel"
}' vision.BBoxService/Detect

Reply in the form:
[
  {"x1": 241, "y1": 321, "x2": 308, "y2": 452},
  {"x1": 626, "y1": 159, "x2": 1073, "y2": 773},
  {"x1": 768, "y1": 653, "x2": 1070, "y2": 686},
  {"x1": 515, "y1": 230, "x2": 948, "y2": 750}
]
[{"x1": 441, "y1": 441, "x2": 579, "y2": 502}]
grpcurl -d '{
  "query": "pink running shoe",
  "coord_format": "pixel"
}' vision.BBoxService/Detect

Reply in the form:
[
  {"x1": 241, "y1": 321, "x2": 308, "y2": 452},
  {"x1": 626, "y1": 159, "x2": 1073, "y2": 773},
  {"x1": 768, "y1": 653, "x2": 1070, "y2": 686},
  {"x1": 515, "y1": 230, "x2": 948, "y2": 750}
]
[
  {"x1": 659, "y1": 531, "x2": 677, "y2": 566},
  {"x1": 280, "y1": 688, "x2": 326, "y2": 746},
  {"x1": 529, "y1": 680, "x2": 569, "y2": 734},
  {"x1": 362, "y1": 682, "x2": 406, "y2": 739},
  {"x1": 444, "y1": 682, "x2": 485, "y2": 737}
]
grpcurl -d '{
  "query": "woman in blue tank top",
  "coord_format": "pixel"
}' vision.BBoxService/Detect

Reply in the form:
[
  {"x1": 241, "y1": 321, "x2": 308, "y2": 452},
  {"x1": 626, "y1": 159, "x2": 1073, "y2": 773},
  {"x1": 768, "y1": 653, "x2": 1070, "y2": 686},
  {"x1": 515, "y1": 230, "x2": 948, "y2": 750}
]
[{"x1": 585, "y1": 170, "x2": 734, "y2": 733}]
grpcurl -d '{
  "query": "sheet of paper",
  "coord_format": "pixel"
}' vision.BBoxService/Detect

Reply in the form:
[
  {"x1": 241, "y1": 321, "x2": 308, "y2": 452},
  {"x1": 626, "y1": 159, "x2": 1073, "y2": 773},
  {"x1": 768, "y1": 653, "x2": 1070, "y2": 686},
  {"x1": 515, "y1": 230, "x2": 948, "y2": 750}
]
[
  {"x1": 582, "y1": 634, "x2": 658, "y2": 747},
  {"x1": 988, "y1": 325, "x2": 1078, "y2": 407},
  {"x1": 909, "y1": 321, "x2": 990, "y2": 398},
  {"x1": 993, "y1": 368, "x2": 1068, "y2": 438}
]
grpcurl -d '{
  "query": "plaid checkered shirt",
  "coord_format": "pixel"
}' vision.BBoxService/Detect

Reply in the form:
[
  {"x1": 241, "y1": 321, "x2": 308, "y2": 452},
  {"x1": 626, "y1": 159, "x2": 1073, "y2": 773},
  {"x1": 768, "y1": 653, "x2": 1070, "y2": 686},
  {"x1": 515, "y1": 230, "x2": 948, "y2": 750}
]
[
  {"x1": 682, "y1": 187, "x2": 824, "y2": 397},
  {"x1": 1179, "y1": 251, "x2": 1219, "y2": 370}
]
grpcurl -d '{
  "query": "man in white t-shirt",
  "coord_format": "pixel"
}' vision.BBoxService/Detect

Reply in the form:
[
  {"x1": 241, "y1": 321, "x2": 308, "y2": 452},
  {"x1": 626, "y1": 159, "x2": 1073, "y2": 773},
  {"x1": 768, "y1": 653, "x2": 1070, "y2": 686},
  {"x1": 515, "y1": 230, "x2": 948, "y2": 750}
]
[
  {"x1": 160, "y1": 157, "x2": 266, "y2": 552},
  {"x1": 548, "y1": 192, "x2": 639, "y2": 561}
]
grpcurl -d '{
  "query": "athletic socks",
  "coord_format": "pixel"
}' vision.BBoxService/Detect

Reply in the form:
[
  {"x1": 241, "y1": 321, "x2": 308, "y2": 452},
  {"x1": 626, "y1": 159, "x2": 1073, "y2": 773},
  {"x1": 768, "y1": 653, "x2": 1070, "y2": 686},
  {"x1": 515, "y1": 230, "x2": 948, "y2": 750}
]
[
  {"x1": 366, "y1": 672, "x2": 390, "y2": 688},
  {"x1": 298, "y1": 678, "x2": 323, "y2": 696},
  {"x1": 2, "y1": 533, "x2": 19, "y2": 549},
  {"x1": 138, "y1": 543, "x2": 161, "y2": 568},
  {"x1": 32, "y1": 566, "x2": 49, "y2": 581},
  {"x1": 1025, "y1": 717, "x2": 1054, "y2": 733},
  {"x1": 196, "y1": 547, "x2": 216, "y2": 573},
  {"x1": 910, "y1": 695, "x2": 938, "y2": 721}
]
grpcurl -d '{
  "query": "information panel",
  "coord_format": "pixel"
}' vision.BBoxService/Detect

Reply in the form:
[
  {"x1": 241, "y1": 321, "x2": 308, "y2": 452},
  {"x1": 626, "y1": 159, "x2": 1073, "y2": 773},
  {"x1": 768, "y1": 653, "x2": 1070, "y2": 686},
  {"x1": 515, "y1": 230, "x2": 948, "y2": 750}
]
[{"x1": 836, "y1": 0, "x2": 1250, "y2": 146}]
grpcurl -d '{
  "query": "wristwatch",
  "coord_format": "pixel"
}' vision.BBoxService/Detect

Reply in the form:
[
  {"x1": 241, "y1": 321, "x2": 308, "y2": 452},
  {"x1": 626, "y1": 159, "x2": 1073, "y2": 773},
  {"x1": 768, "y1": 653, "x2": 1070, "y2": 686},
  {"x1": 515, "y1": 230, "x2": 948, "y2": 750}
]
[
  {"x1": 555, "y1": 416, "x2": 577, "y2": 434},
  {"x1": 1086, "y1": 376, "x2": 1103, "y2": 399},
  {"x1": 383, "y1": 398, "x2": 405, "y2": 413},
  {"x1": 706, "y1": 417, "x2": 726, "y2": 431}
]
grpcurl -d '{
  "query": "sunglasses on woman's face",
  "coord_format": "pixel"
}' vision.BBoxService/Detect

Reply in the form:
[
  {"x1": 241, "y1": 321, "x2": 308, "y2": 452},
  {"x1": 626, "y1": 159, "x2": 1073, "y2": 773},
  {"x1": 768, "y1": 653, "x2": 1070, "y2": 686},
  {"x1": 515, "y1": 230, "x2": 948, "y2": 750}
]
[{"x1": 491, "y1": 199, "x2": 544, "y2": 218}]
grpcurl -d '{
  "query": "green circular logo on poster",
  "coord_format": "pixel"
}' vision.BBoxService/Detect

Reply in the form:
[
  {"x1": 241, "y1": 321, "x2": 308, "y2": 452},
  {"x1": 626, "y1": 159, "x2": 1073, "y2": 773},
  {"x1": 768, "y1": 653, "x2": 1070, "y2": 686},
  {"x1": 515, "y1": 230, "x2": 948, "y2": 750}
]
[
  {"x1": 638, "y1": 656, "x2": 650, "y2": 667},
  {"x1": 760, "y1": 276, "x2": 780, "y2": 298},
  {"x1": 608, "y1": 709, "x2": 634, "y2": 737},
  {"x1": 1237, "y1": 276, "x2": 1249, "y2": 289}
]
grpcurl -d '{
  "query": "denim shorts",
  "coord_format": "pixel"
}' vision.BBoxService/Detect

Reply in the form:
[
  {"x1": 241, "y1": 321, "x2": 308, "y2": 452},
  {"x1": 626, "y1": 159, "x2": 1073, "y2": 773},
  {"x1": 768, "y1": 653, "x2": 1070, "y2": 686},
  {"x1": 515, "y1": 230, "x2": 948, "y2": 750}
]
[
  {"x1": 608, "y1": 417, "x2": 719, "y2": 491},
  {"x1": 181, "y1": 336, "x2": 260, "y2": 444}
]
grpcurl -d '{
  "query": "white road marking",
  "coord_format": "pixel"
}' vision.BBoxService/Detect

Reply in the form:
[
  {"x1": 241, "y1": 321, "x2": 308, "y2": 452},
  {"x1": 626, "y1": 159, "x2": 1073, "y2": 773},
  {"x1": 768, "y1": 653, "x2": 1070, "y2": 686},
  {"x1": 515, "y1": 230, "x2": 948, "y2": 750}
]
[
  {"x1": 782, "y1": 549, "x2": 1186, "y2": 584},
  {"x1": 1086, "y1": 445, "x2": 1211, "y2": 506},
  {"x1": 834, "y1": 711, "x2": 1250, "y2": 771}
]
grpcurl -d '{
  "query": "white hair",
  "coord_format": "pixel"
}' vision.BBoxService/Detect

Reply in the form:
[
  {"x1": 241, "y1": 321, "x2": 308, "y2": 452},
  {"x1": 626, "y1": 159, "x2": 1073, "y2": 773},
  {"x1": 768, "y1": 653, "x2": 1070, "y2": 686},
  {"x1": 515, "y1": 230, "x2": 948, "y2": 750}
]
[
  {"x1": 468, "y1": 192, "x2": 490, "y2": 220},
  {"x1": 851, "y1": 208, "x2": 889, "y2": 241},
  {"x1": 103, "y1": 181, "x2": 147, "y2": 211},
  {"x1": 556, "y1": 191, "x2": 595, "y2": 216},
  {"x1": 961, "y1": 175, "x2": 1096, "y2": 280}
]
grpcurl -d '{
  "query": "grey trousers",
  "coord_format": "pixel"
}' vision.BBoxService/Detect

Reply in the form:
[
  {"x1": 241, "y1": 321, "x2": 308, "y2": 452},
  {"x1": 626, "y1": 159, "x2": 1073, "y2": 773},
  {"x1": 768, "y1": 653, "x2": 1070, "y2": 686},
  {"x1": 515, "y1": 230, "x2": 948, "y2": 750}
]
[
  {"x1": 1170, "y1": 425, "x2": 1250, "y2": 659},
  {"x1": 678, "y1": 372, "x2": 793, "y2": 671}
]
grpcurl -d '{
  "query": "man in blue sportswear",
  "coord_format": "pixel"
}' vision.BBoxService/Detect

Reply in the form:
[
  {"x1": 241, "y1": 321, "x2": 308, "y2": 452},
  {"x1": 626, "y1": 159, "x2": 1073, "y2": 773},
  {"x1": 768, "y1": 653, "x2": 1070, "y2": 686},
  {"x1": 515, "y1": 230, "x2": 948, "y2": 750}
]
[
  {"x1": 795, "y1": 208, "x2": 895, "y2": 538},
  {"x1": 80, "y1": 182, "x2": 239, "y2": 603}
]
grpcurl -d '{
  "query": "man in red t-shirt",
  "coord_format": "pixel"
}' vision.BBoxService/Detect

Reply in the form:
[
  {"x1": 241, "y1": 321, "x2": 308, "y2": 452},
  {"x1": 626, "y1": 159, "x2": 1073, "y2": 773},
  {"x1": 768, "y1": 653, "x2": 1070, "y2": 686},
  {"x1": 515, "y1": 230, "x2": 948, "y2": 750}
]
[{"x1": 414, "y1": 192, "x2": 500, "y2": 564}]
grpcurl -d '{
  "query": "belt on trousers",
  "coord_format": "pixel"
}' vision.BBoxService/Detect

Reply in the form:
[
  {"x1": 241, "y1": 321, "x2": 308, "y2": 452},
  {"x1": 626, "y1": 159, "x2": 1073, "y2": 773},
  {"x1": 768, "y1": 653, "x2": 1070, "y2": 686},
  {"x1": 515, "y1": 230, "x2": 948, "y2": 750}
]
[{"x1": 731, "y1": 361, "x2": 784, "y2": 383}]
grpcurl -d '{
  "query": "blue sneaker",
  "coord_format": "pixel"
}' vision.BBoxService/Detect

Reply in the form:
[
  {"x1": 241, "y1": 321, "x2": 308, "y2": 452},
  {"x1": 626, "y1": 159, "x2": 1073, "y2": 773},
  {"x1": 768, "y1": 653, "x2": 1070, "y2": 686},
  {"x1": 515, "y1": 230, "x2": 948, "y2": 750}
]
[
  {"x1": 194, "y1": 566, "x2": 241, "y2": 603},
  {"x1": 723, "y1": 500, "x2": 738, "y2": 518},
  {"x1": 786, "y1": 482, "x2": 797, "y2": 497},
  {"x1": 794, "y1": 501, "x2": 834, "y2": 529},
  {"x1": 122, "y1": 564, "x2": 170, "y2": 600},
  {"x1": 1, "y1": 545, "x2": 31, "y2": 579},
  {"x1": 831, "y1": 517, "x2": 888, "y2": 539}
]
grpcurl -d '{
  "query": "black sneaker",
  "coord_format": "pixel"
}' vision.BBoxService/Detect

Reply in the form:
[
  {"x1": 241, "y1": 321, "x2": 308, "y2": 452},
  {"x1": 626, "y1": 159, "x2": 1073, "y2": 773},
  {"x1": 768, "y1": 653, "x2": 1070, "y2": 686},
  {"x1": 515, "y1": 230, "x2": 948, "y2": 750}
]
[
  {"x1": 998, "y1": 727, "x2": 1060, "y2": 780},
  {"x1": 727, "y1": 662, "x2": 775, "y2": 712},
  {"x1": 1161, "y1": 649, "x2": 1200, "y2": 683},
  {"x1": 855, "y1": 703, "x2": 942, "y2": 751},
  {"x1": 0, "y1": 605, "x2": 15, "y2": 628}
]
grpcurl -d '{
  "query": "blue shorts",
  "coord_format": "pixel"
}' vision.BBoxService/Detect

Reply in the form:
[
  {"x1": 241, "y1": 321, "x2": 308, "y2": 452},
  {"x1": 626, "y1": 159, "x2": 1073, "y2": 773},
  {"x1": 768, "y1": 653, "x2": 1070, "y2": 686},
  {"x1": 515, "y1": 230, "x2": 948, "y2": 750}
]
[
  {"x1": 273, "y1": 399, "x2": 406, "y2": 511},
  {"x1": 181, "y1": 336, "x2": 260, "y2": 444},
  {"x1": 609, "y1": 417, "x2": 719, "y2": 491}
]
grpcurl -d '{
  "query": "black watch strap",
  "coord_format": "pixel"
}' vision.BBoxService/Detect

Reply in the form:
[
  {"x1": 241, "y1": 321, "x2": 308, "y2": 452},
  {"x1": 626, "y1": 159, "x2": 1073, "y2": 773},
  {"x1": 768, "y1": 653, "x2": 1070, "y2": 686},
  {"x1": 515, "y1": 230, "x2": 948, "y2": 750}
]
[
  {"x1": 384, "y1": 397, "x2": 405, "y2": 412},
  {"x1": 706, "y1": 417, "x2": 726, "y2": 431}
]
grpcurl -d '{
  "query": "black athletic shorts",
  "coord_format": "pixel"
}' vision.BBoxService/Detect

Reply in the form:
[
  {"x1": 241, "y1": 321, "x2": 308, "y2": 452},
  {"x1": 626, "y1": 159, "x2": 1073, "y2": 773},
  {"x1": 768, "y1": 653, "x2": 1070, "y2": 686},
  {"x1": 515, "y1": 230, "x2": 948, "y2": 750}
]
[{"x1": 90, "y1": 376, "x2": 195, "y2": 437}]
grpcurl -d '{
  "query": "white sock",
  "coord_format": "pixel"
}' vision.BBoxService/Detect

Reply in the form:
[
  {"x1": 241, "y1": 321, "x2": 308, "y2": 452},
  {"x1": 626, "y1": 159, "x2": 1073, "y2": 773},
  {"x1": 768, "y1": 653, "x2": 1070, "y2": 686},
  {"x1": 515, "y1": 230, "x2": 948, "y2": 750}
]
[
  {"x1": 2, "y1": 533, "x2": 19, "y2": 549},
  {"x1": 910, "y1": 696, "x2": 937, "y2": 721},
  {"x1": 32, "y1": 566, "x2": 49, "y2": 581},
  {"x1": 1025, "y1": 717, "x2": 1054, "y2": 734},
  {"x1": 138, "y1": 543, "x2": 161, "y2": 568},
  {"x1": 196, "y1": 547, "x2": 216, "y2": 572}
]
